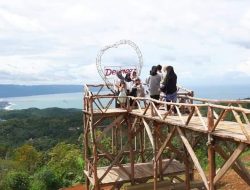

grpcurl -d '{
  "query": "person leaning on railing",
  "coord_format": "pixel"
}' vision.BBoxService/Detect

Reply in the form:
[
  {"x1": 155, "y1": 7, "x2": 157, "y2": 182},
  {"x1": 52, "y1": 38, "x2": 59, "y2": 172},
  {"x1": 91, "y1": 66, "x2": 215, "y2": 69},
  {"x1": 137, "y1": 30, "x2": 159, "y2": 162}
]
[{"x1": 129, "y1": 77, "x2": 145, "y2": 108}]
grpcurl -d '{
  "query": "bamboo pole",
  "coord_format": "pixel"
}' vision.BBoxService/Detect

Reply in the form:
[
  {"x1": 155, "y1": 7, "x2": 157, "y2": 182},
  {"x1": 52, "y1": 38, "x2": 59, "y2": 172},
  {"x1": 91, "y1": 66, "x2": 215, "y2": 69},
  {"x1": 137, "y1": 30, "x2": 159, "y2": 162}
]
[
  {"x1": 177, "y1": 127, "x2": 209, "y2": 189},
  {"x1": 128, "y1": 116, "x2": 135, "y2": 185},
  {"x1": 208, "y1": 137, "x2": 216, "y2": 190}
]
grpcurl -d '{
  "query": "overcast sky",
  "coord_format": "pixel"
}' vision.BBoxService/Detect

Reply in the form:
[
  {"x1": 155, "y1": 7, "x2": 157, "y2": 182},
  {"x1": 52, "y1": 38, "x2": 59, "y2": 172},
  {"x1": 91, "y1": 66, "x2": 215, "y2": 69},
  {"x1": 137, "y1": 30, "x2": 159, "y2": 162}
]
[{"x1": 0, "y1": 0, "x2": 250, "y2": 86}]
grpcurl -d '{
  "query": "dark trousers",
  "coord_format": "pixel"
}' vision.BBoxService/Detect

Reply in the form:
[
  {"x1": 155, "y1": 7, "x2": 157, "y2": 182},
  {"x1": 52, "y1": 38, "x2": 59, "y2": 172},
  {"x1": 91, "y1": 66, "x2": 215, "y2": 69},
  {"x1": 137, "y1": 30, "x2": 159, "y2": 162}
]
[
  {"x1": 150, "y1": 95, "x2": 160, "y2": 107},
  {"x1": 150, "y1": 95, "x2": 160, "y2": 100}
]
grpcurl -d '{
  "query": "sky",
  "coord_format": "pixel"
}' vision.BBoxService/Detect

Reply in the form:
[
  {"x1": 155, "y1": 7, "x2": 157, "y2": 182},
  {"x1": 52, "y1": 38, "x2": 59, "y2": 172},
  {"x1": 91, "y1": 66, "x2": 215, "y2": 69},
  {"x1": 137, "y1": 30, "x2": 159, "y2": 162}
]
[{"x1": 0, "y1": 0, "x2": 250, "y2": 86}]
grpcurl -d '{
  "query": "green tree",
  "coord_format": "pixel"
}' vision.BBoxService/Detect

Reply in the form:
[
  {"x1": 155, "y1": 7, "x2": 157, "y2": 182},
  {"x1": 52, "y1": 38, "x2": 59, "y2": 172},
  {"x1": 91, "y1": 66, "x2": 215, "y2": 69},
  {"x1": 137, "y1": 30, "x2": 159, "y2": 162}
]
[
  {"x1": 3, "y1": 171, "x2": 30, "y2": 190},
  {"x1": 13, "y1": 144, "x2": 41, "y2": 173},
  {"x1": 47, "y1": 143, "x2": 84, "y2": 186},
  {"x1": 0, "y1": 144, "x2": 9, "y2": 159},
  {"x1": 30, "y1": 167, "x2": 62, "y2": 190}
]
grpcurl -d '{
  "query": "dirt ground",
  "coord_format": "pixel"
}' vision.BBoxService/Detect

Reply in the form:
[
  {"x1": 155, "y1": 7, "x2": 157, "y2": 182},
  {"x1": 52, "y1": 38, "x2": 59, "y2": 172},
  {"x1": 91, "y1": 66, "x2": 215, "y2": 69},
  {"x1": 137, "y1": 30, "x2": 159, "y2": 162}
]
[
  {"x1": 64, "y1": 171, "x2": 250, "y2": 190},
  {"x1": 216, "y1": 169, "x2": 250, "y2": 190},
  {"x1": 215, "y1": 153, "x2": 250, "y2": 190}
]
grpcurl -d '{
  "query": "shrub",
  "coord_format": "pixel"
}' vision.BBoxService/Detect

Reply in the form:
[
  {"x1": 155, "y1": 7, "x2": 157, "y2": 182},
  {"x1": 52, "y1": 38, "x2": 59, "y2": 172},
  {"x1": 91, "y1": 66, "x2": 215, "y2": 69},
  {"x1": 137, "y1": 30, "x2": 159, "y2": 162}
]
[{"x1": 4, "y1": 171, "x2": 30, "y2": 190}]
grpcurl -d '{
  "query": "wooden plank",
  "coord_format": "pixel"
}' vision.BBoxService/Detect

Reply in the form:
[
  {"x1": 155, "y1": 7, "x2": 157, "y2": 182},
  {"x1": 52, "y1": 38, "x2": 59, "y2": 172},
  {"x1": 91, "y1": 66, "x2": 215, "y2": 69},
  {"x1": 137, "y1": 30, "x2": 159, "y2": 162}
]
[
  {"x1": 84, "y1": 159, "x2": 186, "y2": 185},
  {"x1": 176, "y1": 126, "x2": 209, "y2": 189},
  {"x1": 214, "y1": 142, "x2": 247, "y2": 184}
]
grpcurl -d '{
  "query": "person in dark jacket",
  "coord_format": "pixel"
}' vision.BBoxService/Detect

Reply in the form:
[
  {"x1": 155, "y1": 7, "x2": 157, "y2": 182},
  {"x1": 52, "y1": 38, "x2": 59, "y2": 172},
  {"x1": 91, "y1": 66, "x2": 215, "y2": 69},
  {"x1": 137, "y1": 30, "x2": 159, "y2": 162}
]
[{"x1": 162, "y1": 66, "x2": 178, "y2": 111}]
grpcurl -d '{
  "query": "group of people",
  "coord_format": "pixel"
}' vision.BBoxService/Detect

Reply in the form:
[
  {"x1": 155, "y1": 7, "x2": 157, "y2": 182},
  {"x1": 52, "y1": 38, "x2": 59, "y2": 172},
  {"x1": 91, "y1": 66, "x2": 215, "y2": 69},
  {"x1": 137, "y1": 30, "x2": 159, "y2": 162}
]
[
  {"x1": 114, "y1": 65, "x2": 177, "y2": 108},
  {"x1": 115, "y1": 70, "x2": 145, "y2": 107},
  {"x1": 146, "y1": 65, "x2": 177, "y2": 103}
]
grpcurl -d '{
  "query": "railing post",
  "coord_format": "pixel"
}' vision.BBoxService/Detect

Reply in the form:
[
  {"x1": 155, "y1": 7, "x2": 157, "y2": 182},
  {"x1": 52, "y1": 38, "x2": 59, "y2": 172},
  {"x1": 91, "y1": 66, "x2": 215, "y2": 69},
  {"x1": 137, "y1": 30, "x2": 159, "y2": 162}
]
[
  {"x1": 207, "y1": 106, "x2": 214, "y2": 132},
  {"x1": 207, "y1": 106, "x2": 216, "y2": 190},
  {"x1": 152, "y1": 124, "x2": 158, "y2": 190},
  {"x1": 128, "y1": 116, "x2": 135, "y2": 185},
  {"x1": 208, "y1": 136, "x2": 216, "y2": 190}
]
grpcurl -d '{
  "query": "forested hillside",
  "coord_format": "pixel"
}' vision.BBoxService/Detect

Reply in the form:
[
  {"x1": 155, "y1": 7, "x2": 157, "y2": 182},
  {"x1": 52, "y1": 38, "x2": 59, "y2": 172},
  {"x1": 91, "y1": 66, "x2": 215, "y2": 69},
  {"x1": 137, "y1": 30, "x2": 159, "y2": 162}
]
[
  {"x1": 0, "y1": 108, "x2": 83, "y2": 190},
  {"x1": 1, "y1": 104, "x2": 250, "y2": 190}
]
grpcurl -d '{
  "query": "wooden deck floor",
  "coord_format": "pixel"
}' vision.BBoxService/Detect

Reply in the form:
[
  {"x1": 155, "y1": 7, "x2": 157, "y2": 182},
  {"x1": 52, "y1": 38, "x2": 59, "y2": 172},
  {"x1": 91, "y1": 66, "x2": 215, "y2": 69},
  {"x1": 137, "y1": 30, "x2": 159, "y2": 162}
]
[
  {"x1": 84, "y1": 159, "x2": 185, "y2": 185},
  {"x1": 85, "y1": 107, "x2": 250, "y2": 144},
  {"x1": 131, "y1": 108, "x2": 250, "y2": 144}
]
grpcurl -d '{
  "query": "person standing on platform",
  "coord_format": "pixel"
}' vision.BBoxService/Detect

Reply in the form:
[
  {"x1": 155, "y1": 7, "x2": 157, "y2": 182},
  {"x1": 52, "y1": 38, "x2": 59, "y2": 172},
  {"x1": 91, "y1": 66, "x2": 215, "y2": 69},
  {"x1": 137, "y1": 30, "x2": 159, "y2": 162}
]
[
  {"x1": 162, "y1": 66, "x2": 178, "y2": 111},
  {"x1": 132, "y1": 77, "x2": 145, "y2": 98},
  {"x1": 131, "y1": 70, "x2": 138, "y2": 82},
  {"x1": 160, "y1": 65, "x2": 168, "y2": 100},
  {"x1": 115, "y1": 70, "x2": 124, "y2": 108},
  {"x1": 124, "y1": 72, "x2": 133, "y2": 95},
  {"x1": 130, "y1": 77, "x2": 145, "y2": 107},
  {"x1": 118, "y1": 80, "x2": 127, "y2": 108},
  {"x1": 147, "y1": 66, "x2": 161, "y2": 100},
  {"x1": 157, "y1": 64, "x2": 163, "y2": 80}
]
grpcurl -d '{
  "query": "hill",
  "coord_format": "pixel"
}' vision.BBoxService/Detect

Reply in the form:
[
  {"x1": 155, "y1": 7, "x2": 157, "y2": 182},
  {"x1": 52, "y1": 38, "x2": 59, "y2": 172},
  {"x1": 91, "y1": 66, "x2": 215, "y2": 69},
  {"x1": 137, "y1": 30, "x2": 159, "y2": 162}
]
[{"x1": 0, "y1": 108, "x2": 82, "y2": 151}]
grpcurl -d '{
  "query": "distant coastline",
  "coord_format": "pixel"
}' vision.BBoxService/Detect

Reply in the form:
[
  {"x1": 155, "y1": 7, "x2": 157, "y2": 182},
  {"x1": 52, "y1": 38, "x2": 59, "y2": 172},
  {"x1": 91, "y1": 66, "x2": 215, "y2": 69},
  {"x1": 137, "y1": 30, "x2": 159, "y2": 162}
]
[
  {"x1": 0, "y1": 100, "x2": 11, "y2": 110},
  {"x1": 0, "y1": 84, "x2": 83, "y2": 98}
]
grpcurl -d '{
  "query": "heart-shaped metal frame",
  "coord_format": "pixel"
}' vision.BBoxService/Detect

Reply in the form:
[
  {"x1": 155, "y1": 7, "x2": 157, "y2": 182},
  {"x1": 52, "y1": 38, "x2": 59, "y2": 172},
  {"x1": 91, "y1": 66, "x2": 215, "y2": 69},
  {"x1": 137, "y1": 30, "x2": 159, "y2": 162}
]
[{"x1": 96, "y1": 40, "x2": 143, "y2": 91}]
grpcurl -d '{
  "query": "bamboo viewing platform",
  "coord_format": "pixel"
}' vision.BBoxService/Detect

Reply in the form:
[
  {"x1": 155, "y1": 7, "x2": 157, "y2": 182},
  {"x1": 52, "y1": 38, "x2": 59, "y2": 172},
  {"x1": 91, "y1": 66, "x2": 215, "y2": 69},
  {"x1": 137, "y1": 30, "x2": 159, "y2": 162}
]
[{"x1": 83, "y1": 84, "x2": 250, "y2": 190}]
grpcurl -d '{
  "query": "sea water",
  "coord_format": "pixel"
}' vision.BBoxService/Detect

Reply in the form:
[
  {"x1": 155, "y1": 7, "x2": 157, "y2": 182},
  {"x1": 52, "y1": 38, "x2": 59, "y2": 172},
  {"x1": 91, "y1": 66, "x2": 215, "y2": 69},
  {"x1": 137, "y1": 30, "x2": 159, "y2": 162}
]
[
  {"x1": 2, "y1": 92, "x2": 84, "y2": 110},
  {"x1": 1, "y1": 85, "x2": 250, "y2": 110}
]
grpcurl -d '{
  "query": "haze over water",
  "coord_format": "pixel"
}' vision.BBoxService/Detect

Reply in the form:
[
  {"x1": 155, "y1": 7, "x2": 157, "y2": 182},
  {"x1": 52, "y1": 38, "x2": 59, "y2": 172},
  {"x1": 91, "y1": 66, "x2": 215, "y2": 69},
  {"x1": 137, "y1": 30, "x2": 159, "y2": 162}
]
[{"x1": 1, "y1": 84, "x2": 250, "y2": 110}]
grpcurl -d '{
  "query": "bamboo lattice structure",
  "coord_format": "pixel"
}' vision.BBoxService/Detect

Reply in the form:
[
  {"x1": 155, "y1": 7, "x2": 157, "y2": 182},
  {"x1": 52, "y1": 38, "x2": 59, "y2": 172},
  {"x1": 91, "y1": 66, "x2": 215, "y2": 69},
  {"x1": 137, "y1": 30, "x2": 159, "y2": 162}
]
[{"x1": 83, "y1": 84, "x2": 250, "y2": 190}]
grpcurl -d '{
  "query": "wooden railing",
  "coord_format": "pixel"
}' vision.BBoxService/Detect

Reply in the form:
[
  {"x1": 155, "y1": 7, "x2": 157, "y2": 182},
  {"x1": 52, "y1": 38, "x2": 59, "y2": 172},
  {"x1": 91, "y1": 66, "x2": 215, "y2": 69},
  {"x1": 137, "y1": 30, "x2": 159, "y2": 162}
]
[{"x1": 84, "y1": 84, "x2": 250, "y2": 143}]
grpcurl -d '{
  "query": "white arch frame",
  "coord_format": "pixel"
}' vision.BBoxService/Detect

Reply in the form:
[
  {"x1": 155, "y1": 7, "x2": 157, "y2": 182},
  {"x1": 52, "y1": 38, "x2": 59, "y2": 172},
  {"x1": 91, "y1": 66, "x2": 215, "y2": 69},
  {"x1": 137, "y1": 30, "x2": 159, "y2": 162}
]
[{"x1": 96, "y1": 40, "x2": 143, "y2": 89}]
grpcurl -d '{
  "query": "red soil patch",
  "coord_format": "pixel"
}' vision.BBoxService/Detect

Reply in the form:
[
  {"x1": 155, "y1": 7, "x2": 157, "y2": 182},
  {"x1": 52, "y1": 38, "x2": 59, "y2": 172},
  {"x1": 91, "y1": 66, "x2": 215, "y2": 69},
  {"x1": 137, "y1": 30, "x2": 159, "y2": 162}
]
[
  {"x1": 192, "y1": 153, "x2": 250, "y2": 189},
  {"x1": 61, "y1": 184, "x2": 84, "y2": 190},
  {"x1": 217, "y1": 169, "x2": 250, "y2": 190},
  {"x1": 61, "y1": 184, "x2": 113, "y2": 190}
]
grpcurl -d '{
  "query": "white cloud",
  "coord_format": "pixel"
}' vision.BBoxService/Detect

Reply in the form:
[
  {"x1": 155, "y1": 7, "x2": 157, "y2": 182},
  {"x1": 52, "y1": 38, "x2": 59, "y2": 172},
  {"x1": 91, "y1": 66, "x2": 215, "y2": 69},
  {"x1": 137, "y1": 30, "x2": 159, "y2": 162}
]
[
  {"x1": 0, "y1": 9, "x2": 44, "y2": 33},
  {"x1": 235, "y1": 59, "x2": 250, "y2": 75},
  {"x1": 0, "y1": 0, "x2": 250, "y2": 85}
]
